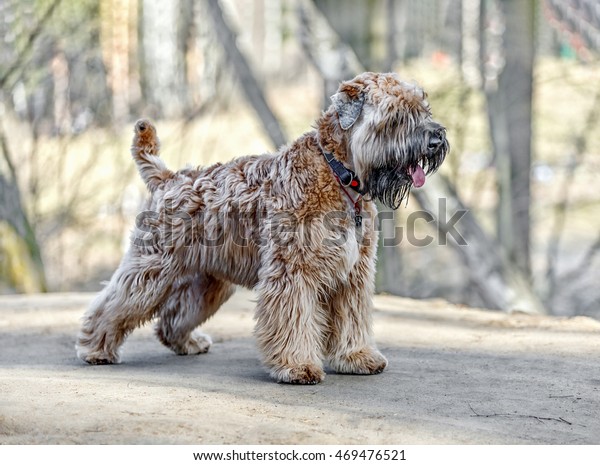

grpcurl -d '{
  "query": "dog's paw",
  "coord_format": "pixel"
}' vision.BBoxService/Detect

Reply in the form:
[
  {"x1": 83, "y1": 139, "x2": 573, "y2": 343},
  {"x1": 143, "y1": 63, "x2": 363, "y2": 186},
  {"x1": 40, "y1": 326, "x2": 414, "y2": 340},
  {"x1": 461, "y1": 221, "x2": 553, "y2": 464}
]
[
  {"x1": 175, "y1": 330, "x2": 212, "y2": 355},
  {"x1": 76, "y1": 344, "x2": 120, "y2": 365},
  {"x1": 329, "y1": 347, "x2": 388, "y2": 375},
  {"x1": 272, "y1": 363, "x2": 326, "y2": 385}
]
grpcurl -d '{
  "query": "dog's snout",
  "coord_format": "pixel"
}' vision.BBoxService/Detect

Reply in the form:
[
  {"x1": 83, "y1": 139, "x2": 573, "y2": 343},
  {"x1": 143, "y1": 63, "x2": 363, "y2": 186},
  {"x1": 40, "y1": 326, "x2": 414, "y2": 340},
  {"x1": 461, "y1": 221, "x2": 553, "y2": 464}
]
[{"x1": 428, "y1": 128, "x2": 445, "y2": 151}]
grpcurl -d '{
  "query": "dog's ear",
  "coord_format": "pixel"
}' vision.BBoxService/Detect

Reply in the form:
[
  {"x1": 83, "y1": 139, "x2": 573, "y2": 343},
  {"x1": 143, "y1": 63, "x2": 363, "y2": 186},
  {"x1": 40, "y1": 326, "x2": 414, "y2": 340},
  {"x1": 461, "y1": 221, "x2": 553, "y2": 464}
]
[{"x1": 331, "y1": 85, "x2": 365, "y2": 130}]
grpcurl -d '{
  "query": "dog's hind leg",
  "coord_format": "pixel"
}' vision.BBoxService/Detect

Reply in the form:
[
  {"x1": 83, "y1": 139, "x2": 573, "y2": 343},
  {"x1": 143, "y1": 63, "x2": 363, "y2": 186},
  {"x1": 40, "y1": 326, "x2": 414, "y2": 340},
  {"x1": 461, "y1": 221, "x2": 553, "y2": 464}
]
[
  {"x1": 76, "y1": 251, "x2": 177, "y2": 364},
  {"x1": 155, "y1": 274, "x2": 235, "y2": 355}
]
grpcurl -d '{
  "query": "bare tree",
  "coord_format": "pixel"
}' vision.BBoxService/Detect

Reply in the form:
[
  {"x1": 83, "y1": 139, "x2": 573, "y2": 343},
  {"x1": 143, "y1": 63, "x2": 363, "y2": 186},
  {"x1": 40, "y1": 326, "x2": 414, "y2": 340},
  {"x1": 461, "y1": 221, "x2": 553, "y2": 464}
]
[{"x1": 480, "y1": 0, "x2": 535, "y2": 275}]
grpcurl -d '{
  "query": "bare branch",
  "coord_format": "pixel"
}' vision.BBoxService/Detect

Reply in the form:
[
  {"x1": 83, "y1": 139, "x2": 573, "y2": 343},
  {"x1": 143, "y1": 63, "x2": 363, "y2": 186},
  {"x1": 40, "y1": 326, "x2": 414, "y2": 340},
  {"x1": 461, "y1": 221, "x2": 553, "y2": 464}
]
[
  {"x1": 560, "y1": 234, "x2": 600, "y2": 285},
  {"x1": 468, "y1": 403, "x2": 573, "y2": 426},
  {"x1": 205, "y1": 0, "x2": 287, "y2": 149},
  {"x1": 296, "y1": 0, "x2": 365, "y2": 109},
  {"x1": 412, "y1": 177, "x2": 546, "y2": 314},
  {"x1": 296, "y1": 0, "x2": 363, "y2": 82},
  {"x1": 0, "y1": 0, "x2": 63, "y2": 90},
  {"x1": 0, "y1": 127, "x2": 17, "y2": 183}
]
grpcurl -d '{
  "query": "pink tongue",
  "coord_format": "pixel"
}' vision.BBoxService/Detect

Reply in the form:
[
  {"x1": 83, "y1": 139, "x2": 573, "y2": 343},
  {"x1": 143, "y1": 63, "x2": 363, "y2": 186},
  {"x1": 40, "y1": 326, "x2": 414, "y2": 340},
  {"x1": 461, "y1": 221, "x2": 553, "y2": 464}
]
[{"x1": 409, "y1": 165, "x2": 426, "y2": 188}]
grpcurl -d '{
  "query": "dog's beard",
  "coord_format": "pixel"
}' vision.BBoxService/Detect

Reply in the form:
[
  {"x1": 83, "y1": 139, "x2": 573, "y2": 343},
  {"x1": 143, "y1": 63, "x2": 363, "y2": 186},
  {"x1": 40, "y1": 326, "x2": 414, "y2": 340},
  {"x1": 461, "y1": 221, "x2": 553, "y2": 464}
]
[
  {"x1": 361, "y1": 148, "x2": 447, "y2": 209},
  {"x1": 362, "y1": 165, "x2": 412, "y2": 210}
]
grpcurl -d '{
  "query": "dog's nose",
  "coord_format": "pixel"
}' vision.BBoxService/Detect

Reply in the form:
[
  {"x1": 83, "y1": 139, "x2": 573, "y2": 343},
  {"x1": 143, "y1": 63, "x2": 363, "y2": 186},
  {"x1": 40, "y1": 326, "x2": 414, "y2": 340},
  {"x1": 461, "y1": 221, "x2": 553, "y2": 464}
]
[{"x1": 428, "y1": 131, "x2": 444, "y2": 152}]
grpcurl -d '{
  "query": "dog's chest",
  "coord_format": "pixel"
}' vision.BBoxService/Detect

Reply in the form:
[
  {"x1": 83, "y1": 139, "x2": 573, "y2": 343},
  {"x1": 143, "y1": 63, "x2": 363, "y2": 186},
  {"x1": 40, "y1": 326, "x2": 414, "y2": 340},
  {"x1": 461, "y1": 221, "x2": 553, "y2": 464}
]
[
  {"x1": 328, "y1": 219, "x2": 370, "y2": 281},
  {"x1": 341, "y1": 225, "x2": 360, "y2": 271}
]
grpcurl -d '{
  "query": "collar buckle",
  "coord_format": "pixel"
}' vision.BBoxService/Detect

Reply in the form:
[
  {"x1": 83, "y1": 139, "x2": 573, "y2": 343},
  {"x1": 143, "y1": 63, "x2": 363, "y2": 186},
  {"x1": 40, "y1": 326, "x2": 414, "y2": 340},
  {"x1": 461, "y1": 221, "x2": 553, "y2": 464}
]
[
  {"x1": 322, "y1": 149, "x2": 364, "y2": 228},
  {"x1": 322, "y1": 151, "x2": 362, "y2": 194}
]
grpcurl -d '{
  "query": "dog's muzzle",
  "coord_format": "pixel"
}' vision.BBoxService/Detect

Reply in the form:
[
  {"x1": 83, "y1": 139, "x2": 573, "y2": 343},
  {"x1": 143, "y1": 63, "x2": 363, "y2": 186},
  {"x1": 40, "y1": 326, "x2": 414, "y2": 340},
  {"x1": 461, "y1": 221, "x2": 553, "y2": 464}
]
[{"x1": 409, "y1": 125, "x2": 447, "y2": 188}]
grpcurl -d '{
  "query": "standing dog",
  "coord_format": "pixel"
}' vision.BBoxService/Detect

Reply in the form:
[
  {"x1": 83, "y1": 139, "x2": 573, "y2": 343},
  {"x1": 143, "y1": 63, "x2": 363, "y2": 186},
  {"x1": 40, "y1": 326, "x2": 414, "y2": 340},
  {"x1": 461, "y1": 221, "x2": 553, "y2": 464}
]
[{"x1": 77, "y1": 72, "x2": 448, "y2": 384}]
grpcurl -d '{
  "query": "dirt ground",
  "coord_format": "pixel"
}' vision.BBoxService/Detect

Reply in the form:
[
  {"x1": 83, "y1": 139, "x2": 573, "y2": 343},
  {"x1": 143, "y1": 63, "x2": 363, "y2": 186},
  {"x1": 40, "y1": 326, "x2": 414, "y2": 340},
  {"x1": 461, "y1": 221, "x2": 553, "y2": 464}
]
[{"x1": 0, "y1": 289, "x2": 599, "y2": 445}]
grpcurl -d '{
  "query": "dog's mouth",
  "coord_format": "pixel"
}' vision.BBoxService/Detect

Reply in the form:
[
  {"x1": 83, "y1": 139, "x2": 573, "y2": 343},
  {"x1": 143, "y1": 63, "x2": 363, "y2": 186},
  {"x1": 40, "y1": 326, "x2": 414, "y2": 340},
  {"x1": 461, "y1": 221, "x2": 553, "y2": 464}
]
[
  {"x1": 405, "y1": 138, "x2": 449, "y2": 189},
  {"x1": 400, "y1": 158, "x2": 428, "y2": 189}
]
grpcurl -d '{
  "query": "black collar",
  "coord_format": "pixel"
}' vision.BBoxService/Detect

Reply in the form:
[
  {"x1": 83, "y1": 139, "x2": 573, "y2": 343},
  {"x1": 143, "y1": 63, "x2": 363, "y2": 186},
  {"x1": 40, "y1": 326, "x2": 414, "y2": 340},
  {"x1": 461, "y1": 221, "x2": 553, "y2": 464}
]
[{"x1": 322, "y1": 151, "x2": 363, "y2": 194}]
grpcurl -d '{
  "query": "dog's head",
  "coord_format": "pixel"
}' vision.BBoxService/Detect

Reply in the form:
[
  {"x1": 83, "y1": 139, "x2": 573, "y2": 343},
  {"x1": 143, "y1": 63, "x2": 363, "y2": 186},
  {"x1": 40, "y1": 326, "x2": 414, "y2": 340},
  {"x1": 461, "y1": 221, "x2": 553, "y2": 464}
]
[{"x1": 323, "y1": 72, "x2": 449, "y2": 209}]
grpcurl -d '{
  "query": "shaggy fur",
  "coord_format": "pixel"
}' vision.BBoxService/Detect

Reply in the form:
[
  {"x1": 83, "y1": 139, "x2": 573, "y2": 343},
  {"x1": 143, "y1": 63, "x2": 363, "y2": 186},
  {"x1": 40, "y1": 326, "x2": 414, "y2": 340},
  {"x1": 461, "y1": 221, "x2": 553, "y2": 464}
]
[{"x1": 76, "y1": 72, "x2": 448, "y2": 384}]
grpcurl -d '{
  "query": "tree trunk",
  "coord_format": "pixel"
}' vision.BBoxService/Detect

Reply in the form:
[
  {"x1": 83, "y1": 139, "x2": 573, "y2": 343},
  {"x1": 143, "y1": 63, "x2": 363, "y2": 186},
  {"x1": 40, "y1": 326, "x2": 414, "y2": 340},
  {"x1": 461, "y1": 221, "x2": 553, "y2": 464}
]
[
  {"x1": 376, "y1": 204, "x2": 405, "y2": 295},
  {"x1": 383, "y1": 0, "x2": 397, "y2": 71},
  {"x1": 0, "y1": 134, "x2": 47, "y2": 293},
  {"x1": 99, "y1": 0, "x2": 134, "y2": 124},
  {"x1": 140, "y1": 0, "x2": 186, "y2": 118},
  {"x1": 482, "y1": 0, "x2": 535, "y2": 275},
  {"x1": 504, "y1": 0, "x2": 535, "y2": 275},
  {"x1": 190, "y1": 1, "x2": 230, "y2": 109}
]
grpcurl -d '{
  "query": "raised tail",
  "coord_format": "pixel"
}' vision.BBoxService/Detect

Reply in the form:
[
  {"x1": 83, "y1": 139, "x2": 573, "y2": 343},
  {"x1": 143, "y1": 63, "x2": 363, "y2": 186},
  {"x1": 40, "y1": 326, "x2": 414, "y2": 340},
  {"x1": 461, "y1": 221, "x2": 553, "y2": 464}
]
[{"x1": 131, "y1": 119, "x2": 174, "y2": 192}]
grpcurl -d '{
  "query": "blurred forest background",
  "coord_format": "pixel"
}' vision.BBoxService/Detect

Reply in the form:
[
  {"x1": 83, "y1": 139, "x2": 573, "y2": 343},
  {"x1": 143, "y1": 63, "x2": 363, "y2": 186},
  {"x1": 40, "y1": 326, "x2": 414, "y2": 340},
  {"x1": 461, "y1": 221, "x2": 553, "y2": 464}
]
[{"x1": 0, "y1": 0, "x2": 599, "y2": 319}]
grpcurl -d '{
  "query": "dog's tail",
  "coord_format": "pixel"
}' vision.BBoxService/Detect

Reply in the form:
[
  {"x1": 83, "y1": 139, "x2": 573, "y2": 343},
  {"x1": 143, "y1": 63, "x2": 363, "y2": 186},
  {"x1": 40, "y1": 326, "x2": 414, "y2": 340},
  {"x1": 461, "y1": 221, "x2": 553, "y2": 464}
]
[{"x1": 131, "y1": 119, "x2": 174, "y2": 192}]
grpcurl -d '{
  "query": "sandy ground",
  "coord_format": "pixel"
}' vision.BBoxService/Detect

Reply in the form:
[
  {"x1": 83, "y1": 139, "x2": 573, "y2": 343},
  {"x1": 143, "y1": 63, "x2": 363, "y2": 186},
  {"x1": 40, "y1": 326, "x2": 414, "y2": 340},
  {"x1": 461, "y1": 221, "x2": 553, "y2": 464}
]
[{"x1": 0, "y1": 289, "x2": 599, "y2": 445}]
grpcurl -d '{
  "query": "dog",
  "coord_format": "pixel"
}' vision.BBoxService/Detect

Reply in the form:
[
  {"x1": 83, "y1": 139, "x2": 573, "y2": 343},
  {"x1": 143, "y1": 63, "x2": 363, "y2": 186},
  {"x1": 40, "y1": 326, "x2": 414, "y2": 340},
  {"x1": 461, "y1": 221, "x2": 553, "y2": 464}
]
[{"x1": 76, "y1": 72, "x2": 448, "y2": 384}]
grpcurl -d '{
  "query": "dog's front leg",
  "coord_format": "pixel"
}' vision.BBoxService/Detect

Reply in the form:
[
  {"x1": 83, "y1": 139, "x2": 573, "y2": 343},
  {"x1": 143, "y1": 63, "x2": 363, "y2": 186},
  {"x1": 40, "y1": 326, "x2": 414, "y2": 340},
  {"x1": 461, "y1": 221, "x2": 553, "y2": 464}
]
[
  {"x1": 326, "y1": 252, "x2": 388, "y2": 376},
  {"x1": 254, "y1": 272, "x2": 327, "y2": 385}
]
